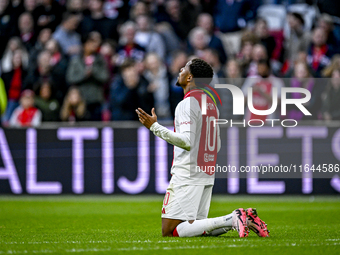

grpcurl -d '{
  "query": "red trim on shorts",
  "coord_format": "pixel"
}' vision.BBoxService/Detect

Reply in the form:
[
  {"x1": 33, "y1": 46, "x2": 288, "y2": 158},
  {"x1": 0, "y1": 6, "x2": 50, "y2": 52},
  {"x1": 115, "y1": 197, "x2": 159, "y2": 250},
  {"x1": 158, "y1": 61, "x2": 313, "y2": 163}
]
[{"x1": 172, "y1": 227, "x2": 179, "y2": 237}]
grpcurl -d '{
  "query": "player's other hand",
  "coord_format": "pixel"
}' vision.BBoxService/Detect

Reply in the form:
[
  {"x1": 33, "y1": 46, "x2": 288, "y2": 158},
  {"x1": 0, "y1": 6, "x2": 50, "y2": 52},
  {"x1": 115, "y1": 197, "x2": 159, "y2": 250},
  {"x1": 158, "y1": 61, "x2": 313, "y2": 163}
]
[{"x1": 136, "y1": 107, "x2": 157, "y2": 129}]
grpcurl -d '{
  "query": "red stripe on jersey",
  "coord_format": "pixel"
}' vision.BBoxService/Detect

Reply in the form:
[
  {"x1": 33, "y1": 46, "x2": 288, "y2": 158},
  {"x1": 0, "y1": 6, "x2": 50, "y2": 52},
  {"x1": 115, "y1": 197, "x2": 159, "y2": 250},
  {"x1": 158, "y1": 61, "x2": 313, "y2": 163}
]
[{"x1": 187, "y1": 90, "x2": 218, "y2": 176}]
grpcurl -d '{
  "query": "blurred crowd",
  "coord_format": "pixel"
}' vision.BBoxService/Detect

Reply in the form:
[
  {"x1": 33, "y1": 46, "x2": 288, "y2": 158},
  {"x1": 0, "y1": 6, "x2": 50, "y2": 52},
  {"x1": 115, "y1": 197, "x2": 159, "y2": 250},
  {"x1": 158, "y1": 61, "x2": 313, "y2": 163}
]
[{"x1": 0, "y1": 0, "x2": 340, "y2": 127}]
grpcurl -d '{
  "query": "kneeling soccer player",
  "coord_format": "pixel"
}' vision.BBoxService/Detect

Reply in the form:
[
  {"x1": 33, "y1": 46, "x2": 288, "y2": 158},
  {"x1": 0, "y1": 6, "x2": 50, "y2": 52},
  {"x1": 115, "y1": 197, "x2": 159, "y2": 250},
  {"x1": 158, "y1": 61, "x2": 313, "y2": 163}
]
[{"x1": 136, "y1": 58, "x2": 270, "y2": 238}]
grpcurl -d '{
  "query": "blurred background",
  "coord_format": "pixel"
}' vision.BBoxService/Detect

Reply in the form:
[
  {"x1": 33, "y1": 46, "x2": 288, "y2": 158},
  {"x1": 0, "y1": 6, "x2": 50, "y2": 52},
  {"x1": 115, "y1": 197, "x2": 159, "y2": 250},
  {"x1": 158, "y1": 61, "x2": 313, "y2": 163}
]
[{"x1": 0, "y1": 0, "x2": 339, "y2": 195}]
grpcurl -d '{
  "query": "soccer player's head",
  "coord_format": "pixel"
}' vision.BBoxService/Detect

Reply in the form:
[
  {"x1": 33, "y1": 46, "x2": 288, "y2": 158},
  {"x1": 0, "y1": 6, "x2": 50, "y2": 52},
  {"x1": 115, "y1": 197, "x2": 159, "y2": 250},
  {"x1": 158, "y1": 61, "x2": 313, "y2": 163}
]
[{"x1": 176, "y1": 58, "x2": 214, "y2": 88}]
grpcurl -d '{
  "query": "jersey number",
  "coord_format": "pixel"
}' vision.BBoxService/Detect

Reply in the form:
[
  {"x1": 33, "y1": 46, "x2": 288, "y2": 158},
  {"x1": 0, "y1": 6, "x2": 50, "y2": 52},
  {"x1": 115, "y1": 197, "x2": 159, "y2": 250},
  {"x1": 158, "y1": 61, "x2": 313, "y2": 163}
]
[{"x1": 204, "y1": 116, "x2": 216, "y2": 152}]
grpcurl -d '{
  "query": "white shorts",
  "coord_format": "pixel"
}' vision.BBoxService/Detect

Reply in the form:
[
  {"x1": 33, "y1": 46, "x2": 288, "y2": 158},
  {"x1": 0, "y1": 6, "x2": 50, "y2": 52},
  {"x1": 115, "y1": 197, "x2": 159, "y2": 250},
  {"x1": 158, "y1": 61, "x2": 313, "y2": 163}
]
[{"x1": 161, "y1": 183, "x2": 213, "y2": 221}]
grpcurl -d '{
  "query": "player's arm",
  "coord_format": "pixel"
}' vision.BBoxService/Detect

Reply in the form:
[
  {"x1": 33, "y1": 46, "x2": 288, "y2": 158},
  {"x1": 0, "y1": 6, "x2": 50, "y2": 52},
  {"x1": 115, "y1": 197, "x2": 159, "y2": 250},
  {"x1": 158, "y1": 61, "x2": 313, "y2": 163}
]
[{"x1": 136, "y1": 108, "x2": 191, "y2": 151}]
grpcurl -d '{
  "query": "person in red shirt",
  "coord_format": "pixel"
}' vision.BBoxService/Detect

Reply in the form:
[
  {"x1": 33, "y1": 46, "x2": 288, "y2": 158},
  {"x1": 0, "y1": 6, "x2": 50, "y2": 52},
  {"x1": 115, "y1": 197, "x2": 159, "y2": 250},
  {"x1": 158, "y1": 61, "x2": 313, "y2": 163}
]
[
  {"x1": 1, "y1": 49, "x2": 27, "y2": 124},
  {"x1": 9, "y1": 89, "x2": 42, "y2": 127}
]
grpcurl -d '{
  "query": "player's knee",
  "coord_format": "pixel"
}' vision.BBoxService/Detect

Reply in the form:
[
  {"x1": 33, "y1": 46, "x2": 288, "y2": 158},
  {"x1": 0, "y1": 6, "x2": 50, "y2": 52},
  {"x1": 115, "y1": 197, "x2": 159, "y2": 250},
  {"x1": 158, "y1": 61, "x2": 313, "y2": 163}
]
[{"x1": 162, "y1": 227, "x2": 173, "y2": 237}]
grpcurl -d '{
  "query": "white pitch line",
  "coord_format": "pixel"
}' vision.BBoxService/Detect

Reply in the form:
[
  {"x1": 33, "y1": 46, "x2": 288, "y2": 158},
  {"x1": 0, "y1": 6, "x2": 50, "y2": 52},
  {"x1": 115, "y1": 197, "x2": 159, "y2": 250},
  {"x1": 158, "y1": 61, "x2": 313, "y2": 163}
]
[
  {"x1": 1, "y1": 238, "x2": 338, "y2": 245},
  {"x1": 0, "y1": 239, "x2": 192, "y2": 245},
  {"x1": 1, "y1": 242, "x2": 340, "y2": 254}
]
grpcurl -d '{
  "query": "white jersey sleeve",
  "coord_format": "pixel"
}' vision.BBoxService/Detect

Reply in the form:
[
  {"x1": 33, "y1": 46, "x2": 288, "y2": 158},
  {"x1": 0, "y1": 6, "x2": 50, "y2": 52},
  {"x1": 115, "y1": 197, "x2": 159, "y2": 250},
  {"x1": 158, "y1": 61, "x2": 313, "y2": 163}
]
[{"x1": 150, "y1": 122, "x2": 191, "y2": 151}]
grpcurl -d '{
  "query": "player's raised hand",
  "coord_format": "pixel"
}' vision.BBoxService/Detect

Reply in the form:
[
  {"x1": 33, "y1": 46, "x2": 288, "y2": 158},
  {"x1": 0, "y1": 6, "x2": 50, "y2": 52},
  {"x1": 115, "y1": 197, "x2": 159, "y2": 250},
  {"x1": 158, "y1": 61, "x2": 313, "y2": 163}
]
[{"x1": 136, "y1": 107, "x2": 157, "y2": 129}]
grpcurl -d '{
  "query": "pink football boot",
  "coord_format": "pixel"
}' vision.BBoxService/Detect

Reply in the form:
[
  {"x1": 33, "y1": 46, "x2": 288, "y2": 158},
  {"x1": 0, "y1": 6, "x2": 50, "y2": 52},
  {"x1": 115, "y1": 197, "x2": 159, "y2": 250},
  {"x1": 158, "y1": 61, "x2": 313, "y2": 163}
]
[
  {"x1": 246, "y1": 208, "x2": 270, "y2": 237},
  {"x1": 232, "y1": 208, "x2": 249, "y2": 237}
]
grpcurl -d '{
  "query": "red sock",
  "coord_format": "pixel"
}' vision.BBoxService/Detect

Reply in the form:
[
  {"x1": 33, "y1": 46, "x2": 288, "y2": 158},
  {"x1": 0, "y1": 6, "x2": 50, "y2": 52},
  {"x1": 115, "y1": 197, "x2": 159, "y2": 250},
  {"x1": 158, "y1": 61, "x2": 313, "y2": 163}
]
[{"x1": 172, "y1": 227, "x2": 179, "y2": 237}]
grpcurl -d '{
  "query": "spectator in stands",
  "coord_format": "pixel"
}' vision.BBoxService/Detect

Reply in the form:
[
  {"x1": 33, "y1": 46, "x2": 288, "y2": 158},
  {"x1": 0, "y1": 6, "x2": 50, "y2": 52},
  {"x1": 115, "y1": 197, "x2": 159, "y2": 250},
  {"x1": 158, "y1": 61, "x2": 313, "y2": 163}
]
[
  {"x1": 110, "y1": 60, "x2": 153, "y2": 120},
  {"x1": 143, "y1": 53, "x2": 171, "y2": 120},
  {"x1": 135, "y1": 14, "x2": 166, "y2": 60},
  {"x1": 306, "y1": 27, "x2": 334, "y2": 77},
  {"x1": 154, "y1": 22, "x2": 181, "y2": 63},
  {"x1": 254, "y1": 18, "x2": 276, "y2": 60},
  {"x1": 242, "y1": 59, "x2": 284, "y2": 121},
  {"x1": 156, "y1": 0, "x2": 198, "y2": 41},
  {"x1": 322, "y1": 64, "x2": 340, "y2": 120},
  {"x1": 1, "y1": 37, "x2": 29, "y2": 73},
  {"x1": 213, "y1": 0, "x2": 257, "y2": 33},
  {"x1": 115, "y1": 21, "x2": 146, "y2": 66},
  {"x1": 9, "y1": 89, "x2": 42, "y2": 127},
  {"x1": 0, "y1": 0, "x2": 17, "y2": 57},
  {"x1": 60, "y1": 86, "x2": 86, "y2": 121},
  {"x1": 1, "y1": 49, "x2": 27, "y2": 123},
  {"x1": 167, "y1": 50, "x2": 187, "y2": 117},
  {"x1": 188, "y1": 27, "x2": 210, "y2": 60},
  {"x1": 66, "y1": 0, "x2": 86, "y2": 16},
  {"x1": 316, "y1": 13, "x2": 340, "y2": 54},
  {"x1": 100, "y1": 39, "x2": 117, "y2": 75},
  {"x1": 224, "y1": 58, "x2": 244, "y2": 90},
  {"x1": 287, "y1": 61, "x2": 321, "y2": 120},
  {"x1": 23, "y1": 0, "x2": 36, "y2": 13},
  {"x1": 129, "y1": 0, "x2": 149, "y2": 21},
  {"x1": 24, "y1": 48, "x2": 67, "y2": 104},
  {"x1": 246, "y1": 43, "x2": 268, "y2": 77},
  {"x1": 34, "y1": 79, "x2": 60, "y2": 121},
  {"x1": 203, "y1": 48, "x2": 224, "y2": 87},
  {"x1": 99, "y1": 39, "x2": 117, "y2": 100},
  {"x1": 32, "y1": 0, "x2": 64, "y2": 34},
  {"x1": 29, "y1": 28, "x2": 52, "y2": 69},
  {"x1": 196, "y1": 12, "x2": 227, "y2": 64},
  {"x1": 66, "y1": 32, "x2": 109, "y2": 120},
  {"x1": 53, "y1": 13, "x2": 82, "y2": 57},
  {"x1": 216, "y1": 59, "x2": 244, "y2": 119},
  {"x1": 43, "y1": 39, "x2": 68, "y2": 99},
  {"x1": 17, "y1": 12, "x2": 36, "y2": 52},
  {"x1": 99, "y1": 39, "x2": 116, "y2": 121},
  {"x1": 237, "y1": 31, "x2": 258, "y2": 78},
  {"x1": 79, "y1": 0, "x2": 118, "y2": 41},
  {"x1": 282, "y1": 12, "x2": 311, "y2": 75},
  {"x1": 322, "y1": 55, "x2": 340, "y2": 77},
  {"x1": 25, "y1": 50, "x2": 53, "y2": 90}
]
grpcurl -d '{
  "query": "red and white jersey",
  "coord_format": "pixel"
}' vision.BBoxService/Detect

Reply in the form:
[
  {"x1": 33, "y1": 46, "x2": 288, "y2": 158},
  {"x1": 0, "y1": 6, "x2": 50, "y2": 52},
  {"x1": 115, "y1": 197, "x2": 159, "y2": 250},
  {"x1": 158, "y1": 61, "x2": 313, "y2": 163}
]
[{"x1": 170, "y1": 89, "x2": 220, "y2": 186}]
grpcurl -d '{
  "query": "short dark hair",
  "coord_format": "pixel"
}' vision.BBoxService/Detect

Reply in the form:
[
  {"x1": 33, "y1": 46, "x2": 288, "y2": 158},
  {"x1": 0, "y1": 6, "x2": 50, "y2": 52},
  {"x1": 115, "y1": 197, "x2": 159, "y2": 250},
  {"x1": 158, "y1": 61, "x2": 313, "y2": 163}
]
[
  {"x1": 120, "y1": 59, "x2": 136, "y2": 72},
  {"x1": 290, "y1": 12, "x2": 304, "y2": 26},
  {"x1": 188, "y1": 58, "x2": 214, "y2": 84},
  {"x1": 258, "y1": 58, "x2": 271, "y2": 70},
  {"x1": 62, "y1": 12, "x2": 76, "y2": 23}
]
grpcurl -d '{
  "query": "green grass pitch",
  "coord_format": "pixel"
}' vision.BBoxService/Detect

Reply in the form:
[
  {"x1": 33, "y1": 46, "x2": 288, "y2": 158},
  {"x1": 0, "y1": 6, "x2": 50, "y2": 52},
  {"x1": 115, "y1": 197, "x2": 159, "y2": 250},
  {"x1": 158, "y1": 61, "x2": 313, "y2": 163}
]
[{"x1": 0, "y1": 195, "x2": 339, "y2": 254}]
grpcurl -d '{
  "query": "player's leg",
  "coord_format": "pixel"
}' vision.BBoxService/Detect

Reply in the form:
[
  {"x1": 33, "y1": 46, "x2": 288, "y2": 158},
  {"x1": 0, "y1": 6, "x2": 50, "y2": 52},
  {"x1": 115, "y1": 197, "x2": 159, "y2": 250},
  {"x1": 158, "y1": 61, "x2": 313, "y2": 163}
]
[
  {"x1": 162, "y1": 218, "x2": 183, "y2": 237},
  {"x1": 172, "y1": 185, "x2": 233, "y2": 237},
  {"x1": 196, "y1": 185, "x2": 232, "y2": 236},
  {"x1": 161, "y1": 184, "x2": 248, "y2": 238},
  {"x1": 173, "y1": 209, "x2": 249, "y2": 237},
  {"x1": 161, "y1": 183, "x2": 204, "y2": 236},
  {"x1": 161, "y1": 183, "x2": 205, "y2": 236},
  {"x1": 171, "y1": 185, "x2": 248, "y2": 237}
]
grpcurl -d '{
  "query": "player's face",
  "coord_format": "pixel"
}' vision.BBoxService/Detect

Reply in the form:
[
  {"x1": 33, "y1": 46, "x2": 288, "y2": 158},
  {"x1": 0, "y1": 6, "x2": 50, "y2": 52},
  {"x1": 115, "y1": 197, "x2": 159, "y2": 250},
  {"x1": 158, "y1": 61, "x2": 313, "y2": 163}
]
[{"x1": 176, "y1": 61, "x2": 192, "y2": 87}]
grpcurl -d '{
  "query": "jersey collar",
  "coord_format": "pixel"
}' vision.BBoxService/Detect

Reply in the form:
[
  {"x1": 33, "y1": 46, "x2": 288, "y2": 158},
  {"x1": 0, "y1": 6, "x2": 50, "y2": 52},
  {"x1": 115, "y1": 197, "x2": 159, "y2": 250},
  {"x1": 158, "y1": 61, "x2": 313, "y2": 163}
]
[{"x1": 183, "y1": 88, "x2": 204, "y2": 99}]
